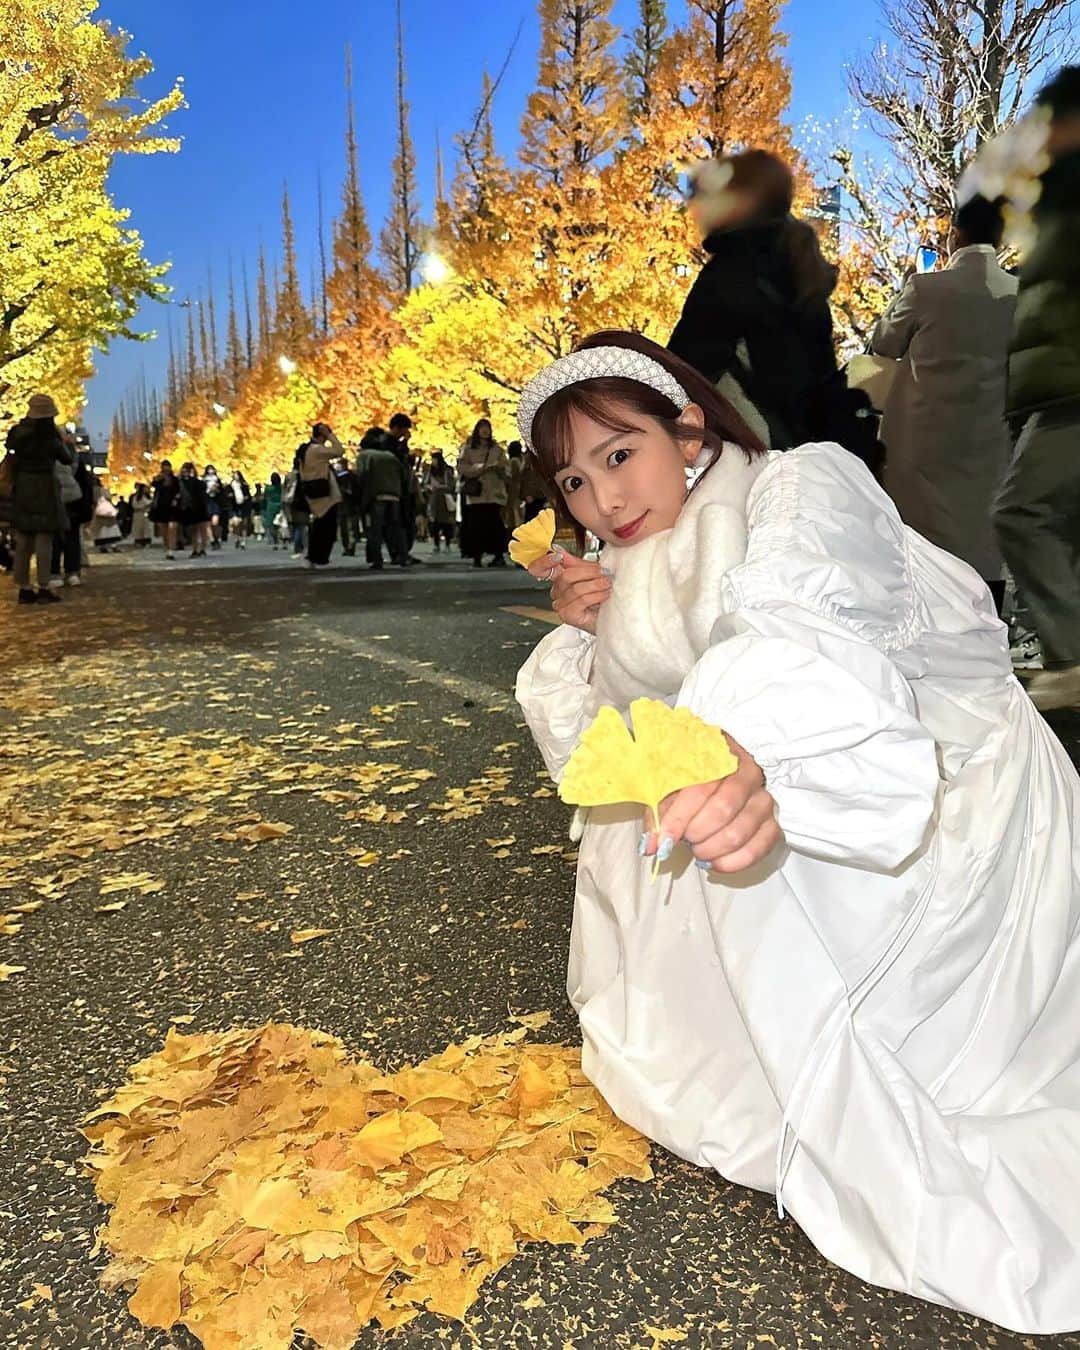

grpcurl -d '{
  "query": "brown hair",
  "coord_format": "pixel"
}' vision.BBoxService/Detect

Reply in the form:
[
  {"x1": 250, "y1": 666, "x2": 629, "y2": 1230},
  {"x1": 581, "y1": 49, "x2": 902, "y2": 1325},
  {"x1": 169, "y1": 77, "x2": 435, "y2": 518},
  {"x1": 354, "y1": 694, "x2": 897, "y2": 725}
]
[{"x1": 529, "y1": 330, "x2": 768, "y2": 548}]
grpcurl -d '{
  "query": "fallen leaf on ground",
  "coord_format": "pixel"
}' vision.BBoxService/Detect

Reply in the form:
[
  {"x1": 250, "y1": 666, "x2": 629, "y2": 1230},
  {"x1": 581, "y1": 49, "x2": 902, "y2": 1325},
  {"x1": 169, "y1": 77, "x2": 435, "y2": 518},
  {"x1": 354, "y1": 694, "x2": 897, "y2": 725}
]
[
  {"x1": 83, "y1": 1023, "x2": 652, "y2": 1346},
  {"x1": 290, "y1": 928, "x2": 334, "y2": 945}
]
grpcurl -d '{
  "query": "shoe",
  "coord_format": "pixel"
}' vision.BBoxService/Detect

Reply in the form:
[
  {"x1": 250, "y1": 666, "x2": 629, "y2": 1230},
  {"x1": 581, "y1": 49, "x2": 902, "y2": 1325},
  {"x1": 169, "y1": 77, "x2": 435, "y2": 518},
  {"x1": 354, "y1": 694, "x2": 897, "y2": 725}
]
[
  {"x1": 47, "y1": 576, "x2": 64, "y2": 590},
  {"x1": 164, "y1": 552, "x2": 175, "y2": 560},
  {"x1": 472, "y1": 558, "x2": 483, "y2": 568},
  {"x1": 17, "y1": 588, "x2": 37, "y2": 604},
  {"x1": 1025, "y1": 665, "x2": 1080, "y2": 712},
  {"x1": 189, "y1": 550, "x2": 200, "y2": 558},
  {"x1": 36, "y1": 587, "x2": 60, "y2": 603},
  {"x1": 368, "y1": 563, "x2": 384, "y2": 572},
  {"x1": 65, "y1": 574, "x2": 81, "y2": 587},
  {"x1": 487, "y1": 555, "x2": 507, "y2": 568},
  {"x1": 290, "y1": 552, "x2": 303, "y2": 560},
  {"x1": 1010, "y1": 634, "x2": 1044, "y2": 671}
]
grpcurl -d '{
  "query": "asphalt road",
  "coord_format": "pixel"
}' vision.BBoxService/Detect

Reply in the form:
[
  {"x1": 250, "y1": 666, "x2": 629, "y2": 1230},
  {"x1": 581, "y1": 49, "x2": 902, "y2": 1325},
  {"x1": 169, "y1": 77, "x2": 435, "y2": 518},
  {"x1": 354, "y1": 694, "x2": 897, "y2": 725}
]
[{"x1": 1, "y1": 542, "x2": 1078, "y2": 1350}]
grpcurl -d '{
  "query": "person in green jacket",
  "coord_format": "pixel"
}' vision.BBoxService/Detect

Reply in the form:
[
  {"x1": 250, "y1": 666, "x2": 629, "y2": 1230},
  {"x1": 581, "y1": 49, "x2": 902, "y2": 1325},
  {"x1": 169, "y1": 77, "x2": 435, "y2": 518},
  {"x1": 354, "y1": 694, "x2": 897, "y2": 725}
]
[
  {"x1": 263, "y1": 471, "x2": 283, "y2": 548},
  {"x1": 995, "y1": 66, "x2": 1080, "y2": 712},
  {"x1": 355, "y1": 428, "x2": 408, "y2": 569}
]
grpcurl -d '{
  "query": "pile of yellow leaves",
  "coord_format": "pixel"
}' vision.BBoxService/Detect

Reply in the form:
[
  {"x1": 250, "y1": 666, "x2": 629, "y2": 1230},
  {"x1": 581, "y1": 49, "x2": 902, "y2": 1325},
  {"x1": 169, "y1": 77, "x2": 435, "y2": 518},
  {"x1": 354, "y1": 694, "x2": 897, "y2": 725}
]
[{"x1": 83, "y1": 1023, "x2": 652, "y2": 1348}]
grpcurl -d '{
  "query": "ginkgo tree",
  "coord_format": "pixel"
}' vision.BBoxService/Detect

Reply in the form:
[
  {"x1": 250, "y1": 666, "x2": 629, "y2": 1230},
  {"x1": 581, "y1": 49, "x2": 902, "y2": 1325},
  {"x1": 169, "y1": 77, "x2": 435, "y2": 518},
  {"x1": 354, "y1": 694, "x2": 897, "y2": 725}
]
[{"x1": 0, "y1": 0, "x2": 184, "y2": 422}]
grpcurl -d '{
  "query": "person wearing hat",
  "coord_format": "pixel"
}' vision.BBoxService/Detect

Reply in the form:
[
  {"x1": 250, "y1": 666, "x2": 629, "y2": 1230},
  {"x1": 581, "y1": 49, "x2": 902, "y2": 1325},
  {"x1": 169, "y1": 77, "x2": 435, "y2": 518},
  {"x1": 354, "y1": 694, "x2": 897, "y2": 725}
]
[{"x1": 4, "y1": 394, "x2": 75, "y2": 605}]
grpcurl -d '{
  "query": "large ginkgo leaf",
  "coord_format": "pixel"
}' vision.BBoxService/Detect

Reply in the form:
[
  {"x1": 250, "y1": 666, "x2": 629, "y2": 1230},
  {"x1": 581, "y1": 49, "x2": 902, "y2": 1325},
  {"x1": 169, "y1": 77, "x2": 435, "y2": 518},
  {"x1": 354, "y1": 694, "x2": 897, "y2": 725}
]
[
  {"x1": 508, "y1": 509, "x2": 556, "y2": 568},
  {"x1": 559, "y1": 699, "x2": 737, "y2": 861}
]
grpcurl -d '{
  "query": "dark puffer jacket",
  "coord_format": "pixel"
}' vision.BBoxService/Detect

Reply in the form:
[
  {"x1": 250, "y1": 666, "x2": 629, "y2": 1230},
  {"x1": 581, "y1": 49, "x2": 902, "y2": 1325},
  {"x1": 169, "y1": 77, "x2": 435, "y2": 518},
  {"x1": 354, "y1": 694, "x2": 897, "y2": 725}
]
[
  {"x1": 1007, "y1": 150, "x2": 1080, "y2": 418},
  {"x1": 668, "y1": 217, "x2": 880, "y2": 465},
  {"x1": 5, "y1": 418, "x2": 74, "y2": 534}
]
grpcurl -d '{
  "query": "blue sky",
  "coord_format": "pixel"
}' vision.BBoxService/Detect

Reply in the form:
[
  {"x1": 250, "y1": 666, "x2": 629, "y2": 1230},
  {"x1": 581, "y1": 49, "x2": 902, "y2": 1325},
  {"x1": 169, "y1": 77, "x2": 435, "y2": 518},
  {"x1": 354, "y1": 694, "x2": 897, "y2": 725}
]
[{"x1": 85, "y1": 0, "x2": 878, "y2": 446}]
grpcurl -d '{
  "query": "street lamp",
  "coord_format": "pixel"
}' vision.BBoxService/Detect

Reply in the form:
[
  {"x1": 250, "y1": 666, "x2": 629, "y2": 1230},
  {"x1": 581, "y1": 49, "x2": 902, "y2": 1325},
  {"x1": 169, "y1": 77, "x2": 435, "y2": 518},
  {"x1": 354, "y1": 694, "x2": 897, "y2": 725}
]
[
  {"x1": 420, "y1": 252, "x2": 451, "y2": 285},
  {"x1": 212, "y1": 402, "x2": 227, "y2": 418},
  {"x1": 278, "y1": 355, "x2": 297, "y2": 377}
]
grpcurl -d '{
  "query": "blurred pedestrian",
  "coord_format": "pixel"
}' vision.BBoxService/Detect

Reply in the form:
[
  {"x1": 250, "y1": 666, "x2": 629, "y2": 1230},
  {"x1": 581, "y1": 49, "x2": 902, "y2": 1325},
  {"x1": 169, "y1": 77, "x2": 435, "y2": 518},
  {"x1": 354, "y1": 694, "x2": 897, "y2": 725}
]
[
  {"x1": 204, "y1": 465, "x2": 228, "y2": 547},
  {"x1": 283, "y1": 454, "x2": 309, "y2": 557},
  {"x1": 356, "y1": 427, "x2": 408, "y2": 569},
  {"x1": 5, "y1": 393, "x2": 75, "y2": 604},
  {"x1": 149, "y1": 461, "x2": 183, "y2": 558},
  {"x1": 388, "y1": 413, "x2": 419, "y2": 559},
  {"x1": 994, "y1": 66, "x2": 1080, "y2": 711},
  {"x1": 669, "y1": 149, "x2": 880, "y2": 468},
  {"x1": 423, "y1": 450, "x2": 457, "y2": 552},
  {"x1": 872, "y1": 194, "x2": 1017, "y2": 611},
  {"x1": 504, "y1": 441, "x2": 525, "y2": 533},
  {"x1": 229, "y1": 470, "x2": 252, "y2": 548},
  {"x1": 335, "y1": 457, "x2": 363, "y2": 556},
  {"x1": 298, "y1": 422, "x2": 344, "y2": 568},
  {"x1": 179, "y1": 461, "x2": 210, "y2": 557},
  {"x1": 48, "y1": 428, "x2": 85, "y2": 589},
  {"x1": 519, "y1": 447, "x2": 549, "y2": 523},
  {"x1": 90, "y1": 482, "x2": 123, "y2": 552},
  {"x1": 130, "y1": 483, "x2": 153, "y2": 547},
  {"x1": 457, "y1": 418, "x2": 509, "y2": 568},
  {"x1": 263, "y1": 472, "x2": 283, "y2": 548}
]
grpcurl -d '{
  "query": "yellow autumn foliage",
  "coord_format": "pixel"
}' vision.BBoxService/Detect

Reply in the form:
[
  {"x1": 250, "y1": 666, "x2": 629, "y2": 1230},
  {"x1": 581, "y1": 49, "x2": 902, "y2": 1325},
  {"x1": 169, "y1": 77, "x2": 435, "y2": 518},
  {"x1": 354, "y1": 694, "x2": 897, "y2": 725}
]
[{"x1": 0, "y1": 0, "x2": 183, "y2": 421}]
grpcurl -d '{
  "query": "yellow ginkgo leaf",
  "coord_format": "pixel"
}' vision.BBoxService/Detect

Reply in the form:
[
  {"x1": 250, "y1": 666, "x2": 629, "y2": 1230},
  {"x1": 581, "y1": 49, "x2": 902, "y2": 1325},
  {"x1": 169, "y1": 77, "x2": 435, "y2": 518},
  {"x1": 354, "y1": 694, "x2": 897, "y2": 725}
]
[
  {"x1": 559, "y1": 699, "x2": 738, "y2": 852},
  {"x1": 508, "y1": 509, "x2": 557, "y2": 569}
]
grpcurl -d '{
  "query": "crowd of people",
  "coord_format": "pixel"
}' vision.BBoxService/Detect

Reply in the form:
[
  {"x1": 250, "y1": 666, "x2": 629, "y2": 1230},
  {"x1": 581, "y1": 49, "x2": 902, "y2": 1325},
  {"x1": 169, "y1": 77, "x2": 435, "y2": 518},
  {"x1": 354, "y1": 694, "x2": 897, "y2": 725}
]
[{"x1": 0, "y1": 408, "x2": 552, "y2": 595}]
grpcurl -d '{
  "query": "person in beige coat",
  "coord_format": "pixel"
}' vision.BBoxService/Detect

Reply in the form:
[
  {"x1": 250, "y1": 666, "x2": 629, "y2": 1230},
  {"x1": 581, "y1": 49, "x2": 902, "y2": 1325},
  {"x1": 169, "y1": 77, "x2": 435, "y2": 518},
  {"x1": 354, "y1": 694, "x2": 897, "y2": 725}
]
[
  {"x1": 298, "y1": 422, "x2": 344, "y2": 567},
  {"x1": 456, "y1": 418, "x2": 509, "y2": 567},
  {"x1": 871, "y1": 195, "x2": 1018, "y2": 610}
]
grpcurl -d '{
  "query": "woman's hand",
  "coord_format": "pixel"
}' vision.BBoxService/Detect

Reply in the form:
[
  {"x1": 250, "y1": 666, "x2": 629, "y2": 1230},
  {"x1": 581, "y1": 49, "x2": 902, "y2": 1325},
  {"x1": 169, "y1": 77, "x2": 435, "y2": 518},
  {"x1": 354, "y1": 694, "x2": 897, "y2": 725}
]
[
  {"x1": 642, "y1": 735, "x2": 782, "y2": 874},
  {"x1": 528, "y1": 549, "x2": 612, "y2": 636}
]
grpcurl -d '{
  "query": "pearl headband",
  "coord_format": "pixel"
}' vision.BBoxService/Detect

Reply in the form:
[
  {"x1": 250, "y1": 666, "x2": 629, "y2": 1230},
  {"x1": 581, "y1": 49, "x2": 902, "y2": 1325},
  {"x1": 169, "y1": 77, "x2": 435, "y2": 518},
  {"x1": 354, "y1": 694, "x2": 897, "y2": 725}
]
[{"x1": 516, "y1": 345, "x2": 691, "y2": 452}]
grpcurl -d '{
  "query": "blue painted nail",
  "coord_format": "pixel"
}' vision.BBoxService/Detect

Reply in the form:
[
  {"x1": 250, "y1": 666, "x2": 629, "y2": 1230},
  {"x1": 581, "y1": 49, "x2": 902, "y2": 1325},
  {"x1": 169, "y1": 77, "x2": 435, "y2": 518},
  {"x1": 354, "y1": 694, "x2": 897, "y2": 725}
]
[
  {"x1": 637, "y1": 832, "x2": 649, "y2": 856},
  {"x1": 657, "y1": 835, "x2": 675, "y2": 863},
  {"x1": 694, "y1": 859, "x2": 712, "y2": 872}
]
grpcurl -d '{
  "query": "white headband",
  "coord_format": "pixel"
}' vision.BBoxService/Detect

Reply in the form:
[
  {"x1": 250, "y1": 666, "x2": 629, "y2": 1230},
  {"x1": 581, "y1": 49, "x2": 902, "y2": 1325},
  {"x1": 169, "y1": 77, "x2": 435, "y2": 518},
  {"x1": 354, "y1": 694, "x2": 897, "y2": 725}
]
[{"x1": 516, "y1": 345, "x2": 691, "y2": 452}]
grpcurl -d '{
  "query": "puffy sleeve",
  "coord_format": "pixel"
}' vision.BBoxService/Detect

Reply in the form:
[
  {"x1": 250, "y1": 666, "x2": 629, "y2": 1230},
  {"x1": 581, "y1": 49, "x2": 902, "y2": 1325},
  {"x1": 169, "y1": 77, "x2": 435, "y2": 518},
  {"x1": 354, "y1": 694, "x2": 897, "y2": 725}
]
[
  {"x1": 677, "y1": 446, "x2": 941, "y2": 872},
  {"x1": 678, "y1": 619, "x2": 939, "y2": 870},
  {"x1": 516, "y1": 625, "x2": 597, "y2": 782}
]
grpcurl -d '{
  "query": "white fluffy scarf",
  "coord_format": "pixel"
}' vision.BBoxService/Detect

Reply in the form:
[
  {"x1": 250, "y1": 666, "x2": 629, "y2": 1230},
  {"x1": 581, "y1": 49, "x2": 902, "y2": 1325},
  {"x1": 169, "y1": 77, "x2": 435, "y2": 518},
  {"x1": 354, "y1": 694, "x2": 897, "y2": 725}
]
[{"x1": 588, "y1": 443, "x2": 768, "y2": 713}]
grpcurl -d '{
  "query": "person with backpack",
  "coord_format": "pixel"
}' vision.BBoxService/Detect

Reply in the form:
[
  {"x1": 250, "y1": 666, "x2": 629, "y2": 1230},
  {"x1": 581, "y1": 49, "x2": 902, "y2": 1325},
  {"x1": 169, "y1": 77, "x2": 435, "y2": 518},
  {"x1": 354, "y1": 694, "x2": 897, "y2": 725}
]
[{"x1": 669, "y1": 150, "x2": 881, "y2": 472}]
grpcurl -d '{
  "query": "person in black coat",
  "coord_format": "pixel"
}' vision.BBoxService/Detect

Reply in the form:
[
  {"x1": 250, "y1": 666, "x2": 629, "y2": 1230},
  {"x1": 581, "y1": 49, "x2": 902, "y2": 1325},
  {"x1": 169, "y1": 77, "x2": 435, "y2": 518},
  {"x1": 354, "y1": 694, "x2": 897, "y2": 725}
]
[
  {"x1": 179, "y1": 461, "x2": 210, "y2": 557},
  {"x1": 5, "y1": 393, "x2": 75, "y2": 603},
  {"x1": 669, "y1": 150, "x2": 880, "y2": 470}
]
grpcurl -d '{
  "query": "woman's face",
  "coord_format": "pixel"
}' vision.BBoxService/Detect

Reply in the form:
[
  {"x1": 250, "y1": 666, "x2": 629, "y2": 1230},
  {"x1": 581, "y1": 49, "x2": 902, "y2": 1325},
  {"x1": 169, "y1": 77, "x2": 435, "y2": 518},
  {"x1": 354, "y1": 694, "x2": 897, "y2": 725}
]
[
  {"x1": 551, "y1": 402, "x2": 704, "y2": 548},
  {"x1": 477, "y1": 422, "x2": 492, "y2": 443}
]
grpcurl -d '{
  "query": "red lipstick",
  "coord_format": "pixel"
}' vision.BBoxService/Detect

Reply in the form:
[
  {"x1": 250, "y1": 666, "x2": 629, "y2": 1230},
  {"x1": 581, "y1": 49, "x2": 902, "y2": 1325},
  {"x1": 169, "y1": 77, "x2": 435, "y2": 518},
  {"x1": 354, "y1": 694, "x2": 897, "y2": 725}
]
[{"x1": 613, "y1": 512, "x2": 648, "y2": 541}]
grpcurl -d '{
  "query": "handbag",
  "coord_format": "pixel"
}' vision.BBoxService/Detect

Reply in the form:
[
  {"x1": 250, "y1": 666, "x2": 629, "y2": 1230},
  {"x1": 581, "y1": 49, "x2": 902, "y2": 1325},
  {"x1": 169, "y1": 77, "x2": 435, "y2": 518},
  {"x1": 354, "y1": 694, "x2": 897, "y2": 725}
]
[
  {"x1": 55, "y1": 460, "x2": 81, "y2": 505},
  {"x1": 0, "y1": 453, "x2": 14, "y2": 497},
  {"x1": 844, "y1": 352, "x2": 899, "y2": 415},
  {"x1": 94, "y1": 496, "x2": 118, "y2": 520}
]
